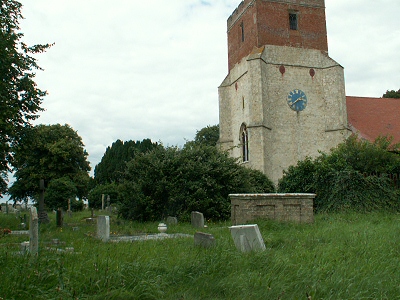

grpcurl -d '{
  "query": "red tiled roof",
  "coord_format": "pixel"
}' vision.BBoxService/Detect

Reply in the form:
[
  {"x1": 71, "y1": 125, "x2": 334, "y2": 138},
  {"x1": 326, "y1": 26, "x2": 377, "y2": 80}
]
[{"x1": 346, "y1": 96, "x2": 400, "y2": 144}]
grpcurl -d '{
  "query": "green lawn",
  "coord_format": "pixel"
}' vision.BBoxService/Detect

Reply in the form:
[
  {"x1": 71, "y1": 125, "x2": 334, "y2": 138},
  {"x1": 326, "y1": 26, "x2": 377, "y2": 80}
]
[{"x1": 0, "y1": 211, "x2": 399, "y2": 299}]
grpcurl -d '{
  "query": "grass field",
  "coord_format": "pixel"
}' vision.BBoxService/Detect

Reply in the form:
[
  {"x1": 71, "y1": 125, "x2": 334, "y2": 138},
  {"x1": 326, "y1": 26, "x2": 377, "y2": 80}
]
[{"x1": 0, "y1": 210, "x2": 399, "y2": 299}]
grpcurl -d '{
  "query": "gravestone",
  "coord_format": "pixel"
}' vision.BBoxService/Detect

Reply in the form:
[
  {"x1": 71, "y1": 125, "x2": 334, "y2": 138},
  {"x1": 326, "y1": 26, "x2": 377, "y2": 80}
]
[
  {"x1": 67, "y1": 199, "x2": 72, "y2": 217},
  {"x1": 56, "y1": 208, "x2": 63, "y2": 227},
  {"x1": 20, "y1": 241, "x2": 30, "y2": 254},
  {"x1": 166, "y1": 216, "x2": 178, "y2": 225},
  {"x1": 97, "y1": 216, "x2": 110, "y2": 242},
  {"x1": 38, "y1": 179, "x2": 49, "y2": 223},
  {"x1": 29, "y1": 206, "x2": 39, "y2": 254},
  {"x1": 229, "y1": 224, "x2": 266, "y2": 252},
  {"x1": 191, "y1": 211, "x2": 204, "y2": 228},
  {"x1": 194, "y1": 232, "x2": 216, "y2": 248},
  {"x1": 106, "y1": 195, "x2": 111, "y2": 212}
]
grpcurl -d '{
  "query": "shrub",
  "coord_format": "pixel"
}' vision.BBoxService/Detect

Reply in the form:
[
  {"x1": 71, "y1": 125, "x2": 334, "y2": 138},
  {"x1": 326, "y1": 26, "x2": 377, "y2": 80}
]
[
  {"x1": 278, "y1": 136, "x2": 400, "y2": 212},
  {"x1": 118, "y1": 144, "x2": 275, "y2": 222}
]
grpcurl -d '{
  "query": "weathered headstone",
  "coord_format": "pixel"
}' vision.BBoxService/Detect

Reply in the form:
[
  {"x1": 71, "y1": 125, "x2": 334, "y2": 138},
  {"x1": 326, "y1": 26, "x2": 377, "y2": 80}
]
[
  {"x1": 194, "y1": 232, "x2": 216, "y2": 248},
  {"x1": 107, "y1": 195, "x2": 111, "y2": 212},
  {"x1": 229, "y1": 224, "x2": 266, "y2": 252},
  {"x1": 166, "y1": 216, "x2": 178, "y2": 225},
  {"x1": 29, "y1": 206, "x2": 39, "y2": 254},
  {"x1": 56, "y1": 208, "x2": 63, "y2": 227},
  {"x1": 191, "y1": 211, "x2": 204, "y2": 228},
  {"x1": 101, "y1": 194, "x2": 105, "y2": 211},
  {"x1": 67, "y1": 199, "x2": 72, "y2": 217},
  {"x1": 97, "y1": 216, "x2": 110, "y2": 242},
  {"x1": 38, "y1": 179, "x2": 49, "y2": 223}
]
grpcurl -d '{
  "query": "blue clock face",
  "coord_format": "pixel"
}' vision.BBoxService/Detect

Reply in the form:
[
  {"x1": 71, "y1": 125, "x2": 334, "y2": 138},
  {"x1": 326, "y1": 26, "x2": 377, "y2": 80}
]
[{"x1": 287, "y1": 89, "x2": 307, "y2": 111}]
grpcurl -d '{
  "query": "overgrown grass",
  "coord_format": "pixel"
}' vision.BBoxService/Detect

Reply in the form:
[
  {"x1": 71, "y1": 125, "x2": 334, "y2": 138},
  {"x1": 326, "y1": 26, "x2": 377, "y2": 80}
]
[{"x1": 0, "y1": 210, "x2": 400, "y2": 299}]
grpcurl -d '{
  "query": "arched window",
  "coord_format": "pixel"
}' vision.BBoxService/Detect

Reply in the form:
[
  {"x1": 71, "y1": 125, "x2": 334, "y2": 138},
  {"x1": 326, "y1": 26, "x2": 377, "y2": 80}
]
[{"x1": 240, "y1": 124, "x2": 249, "y2": 162}]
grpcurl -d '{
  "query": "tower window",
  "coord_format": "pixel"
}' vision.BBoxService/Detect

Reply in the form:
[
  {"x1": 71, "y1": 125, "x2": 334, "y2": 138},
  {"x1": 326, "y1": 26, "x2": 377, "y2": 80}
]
[
  {"x1": 240, "y1": 124, "x2": 249, "y2": 162},
  {"x1": 289, "y1": 13, "x2": 298, "y2": 30},
  {"x1": 240, "y1": 21, "x2": 245, "y2": 42}
]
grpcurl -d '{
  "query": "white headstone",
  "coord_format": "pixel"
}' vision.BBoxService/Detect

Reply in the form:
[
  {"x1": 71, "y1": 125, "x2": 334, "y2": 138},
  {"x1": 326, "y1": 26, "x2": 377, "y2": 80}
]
[
  {"x1": 29, "y1": 206, "x2": 39, "y2": 254},
  {"x1": 229, "y1": 224, "x2": 266, "y2": 252},
  {"x1": 191, "y1": 211, "x2": 204, "y2": 228},
  {"x1": 97, "y1": 216, "x2": 110, "y2": 242}
]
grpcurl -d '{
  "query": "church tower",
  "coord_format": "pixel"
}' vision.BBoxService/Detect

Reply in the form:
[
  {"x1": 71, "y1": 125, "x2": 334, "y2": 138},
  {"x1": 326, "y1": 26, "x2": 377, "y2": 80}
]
[{"x1": 218, "y1": 0, "x2": 349, "y2": 184}]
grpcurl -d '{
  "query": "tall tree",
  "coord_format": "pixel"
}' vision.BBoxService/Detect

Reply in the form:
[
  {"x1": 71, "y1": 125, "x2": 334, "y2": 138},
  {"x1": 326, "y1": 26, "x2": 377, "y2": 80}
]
[
  {"x1": 9, "y1": 124, "x2": 90, "y2": 209},
  {"x1": 383, "y1": 89, "x2": 400, "y2": 98},
  {"x1": 93, "y1": 138, "x2": 158, "y2": 185},
  {"x1": 0, "y1": 0, "x2": 53, "y2": 195},
  {"x1": 193, "y1": 124, "x2": 219, "y2": 147}
]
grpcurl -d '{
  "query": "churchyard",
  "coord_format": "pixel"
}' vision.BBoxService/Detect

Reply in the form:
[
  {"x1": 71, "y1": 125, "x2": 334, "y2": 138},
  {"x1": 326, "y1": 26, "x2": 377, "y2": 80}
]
[{"x1": 0, "y1": 209, "x2": 399, "y2": 299}]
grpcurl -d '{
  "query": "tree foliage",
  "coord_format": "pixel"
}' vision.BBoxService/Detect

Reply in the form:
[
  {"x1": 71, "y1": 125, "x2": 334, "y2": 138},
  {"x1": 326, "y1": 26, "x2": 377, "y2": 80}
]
[
  {"x1": 278, "y1": 135, "x2": 400, "y2": 212},
  {"x1": 193, "y1": 124, "x2": 219, "y2": 147},
  {"x1": 383, "y1": 89, "x2": 400, "y2": 98},
  {"x1": 9, "y1": 124, "x2": 90, "y2": 209},
  {"x1": 93, "y1": 139, "x2": 158, "y2": 185},
  {"x1": 0, "y1": 0, "x2": 53, "y2": 195},
  {"x1": 118, "y1": 143, "x2": 275, "y2": 222}
]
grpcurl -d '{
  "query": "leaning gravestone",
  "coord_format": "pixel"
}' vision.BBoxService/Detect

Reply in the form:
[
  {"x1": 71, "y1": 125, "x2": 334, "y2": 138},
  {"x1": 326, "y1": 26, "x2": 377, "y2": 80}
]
[
  {"x1": 194, "y1": 232, "x2": 216, "y2": 248},
  {"x1": 97, "y1": 216, "x2": 110, "y2": 242},
  {"x1": 191, "y1": 211, "x2": 204, "y2": 228},
  {"x1": 229, "y1": 224, "x2": 266, "y2": 252},
  {"x1": 29, "y1": 206, "x2": 39, "y2": 254}
]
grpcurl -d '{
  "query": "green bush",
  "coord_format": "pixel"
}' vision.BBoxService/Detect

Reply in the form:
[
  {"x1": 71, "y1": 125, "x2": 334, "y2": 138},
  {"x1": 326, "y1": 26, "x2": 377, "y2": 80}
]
[
  {"x1": 118, "y1": 144, "x2": 275, "y2": 222},
  {"x1": 278, "y1": 135, "x2": 400, "y2": 212}
]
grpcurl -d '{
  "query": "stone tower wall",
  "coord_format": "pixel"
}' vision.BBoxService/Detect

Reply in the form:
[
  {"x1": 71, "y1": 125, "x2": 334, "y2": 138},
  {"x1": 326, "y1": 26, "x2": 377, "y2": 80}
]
[{"x1": 219, "y1": 45, "x2": 349, "y2": 184}]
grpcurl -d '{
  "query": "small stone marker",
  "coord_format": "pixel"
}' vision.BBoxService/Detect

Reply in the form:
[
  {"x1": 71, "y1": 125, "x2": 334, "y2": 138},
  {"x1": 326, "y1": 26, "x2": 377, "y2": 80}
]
[
  {"x1": 86, "y1": 218, "x2": 95, "y2": 224},
  {"x1": 194, "y1": 232, "x2": 216, "y2": 248},
  {"x1": 97, "y1": 216, "x2": 110, "y2": 242},
  {"x1": 20, "y1": 241, "x2": 30, "y2": 254},
  {"x1": 229, "y1": 224, "x2": 266, "y2": 252},
  {"x1": 191, "y1": 211, "x2": 204, "y2": 228},
  {"x1": 29, "y1": 206, "x2": 39, "y2": 255},
  {"x1": 166, "y1": 216, "x2": 178, "y2": 225}
]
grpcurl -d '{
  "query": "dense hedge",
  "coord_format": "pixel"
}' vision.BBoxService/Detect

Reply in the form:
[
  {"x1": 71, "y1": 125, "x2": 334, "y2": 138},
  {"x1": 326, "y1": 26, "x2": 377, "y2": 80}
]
[
  {"x1": 278, "y1": 136, "x2": 400, "y2": 212},
  {"x1": 117, "y1": 144, "x2": 275, "y2": 222}
]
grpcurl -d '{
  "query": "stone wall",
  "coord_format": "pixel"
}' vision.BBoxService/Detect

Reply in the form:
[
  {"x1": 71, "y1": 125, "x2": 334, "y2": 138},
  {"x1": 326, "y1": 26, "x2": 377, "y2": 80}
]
[{"x1": 230, "y1": 193, "x2": 315, "y2": 225}]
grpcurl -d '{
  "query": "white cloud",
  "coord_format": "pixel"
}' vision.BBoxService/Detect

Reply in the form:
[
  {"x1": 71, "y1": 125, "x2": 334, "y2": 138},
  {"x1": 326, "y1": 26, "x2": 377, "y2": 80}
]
[{"x1": 16, "y1": 0, "x2": 399, "y2": 173}]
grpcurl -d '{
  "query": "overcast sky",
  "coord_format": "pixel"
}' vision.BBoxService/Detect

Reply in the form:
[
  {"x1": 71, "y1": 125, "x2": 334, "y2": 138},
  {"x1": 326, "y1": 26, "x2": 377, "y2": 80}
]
[{"x1": 19, "y1": 0, "x2": 400, "y2": 173}]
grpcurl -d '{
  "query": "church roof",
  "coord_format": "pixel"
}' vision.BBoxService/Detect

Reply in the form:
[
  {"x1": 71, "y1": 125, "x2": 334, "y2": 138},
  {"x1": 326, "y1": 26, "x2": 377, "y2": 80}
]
[{"x1": 346, "y1": 96, "x2": 400, "y2": 144}]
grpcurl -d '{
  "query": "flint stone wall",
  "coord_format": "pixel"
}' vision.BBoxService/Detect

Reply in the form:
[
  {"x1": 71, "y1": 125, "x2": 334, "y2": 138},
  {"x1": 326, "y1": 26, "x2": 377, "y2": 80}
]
[{"x1": 230, "y1": 193, "x2": 315, "y2": 225}]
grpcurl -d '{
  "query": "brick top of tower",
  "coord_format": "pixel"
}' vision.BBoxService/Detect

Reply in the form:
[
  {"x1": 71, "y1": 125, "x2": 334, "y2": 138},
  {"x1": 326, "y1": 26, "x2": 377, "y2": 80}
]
[{"x1": 227, "y1": 0, "x2": 328, "y2": 71}]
